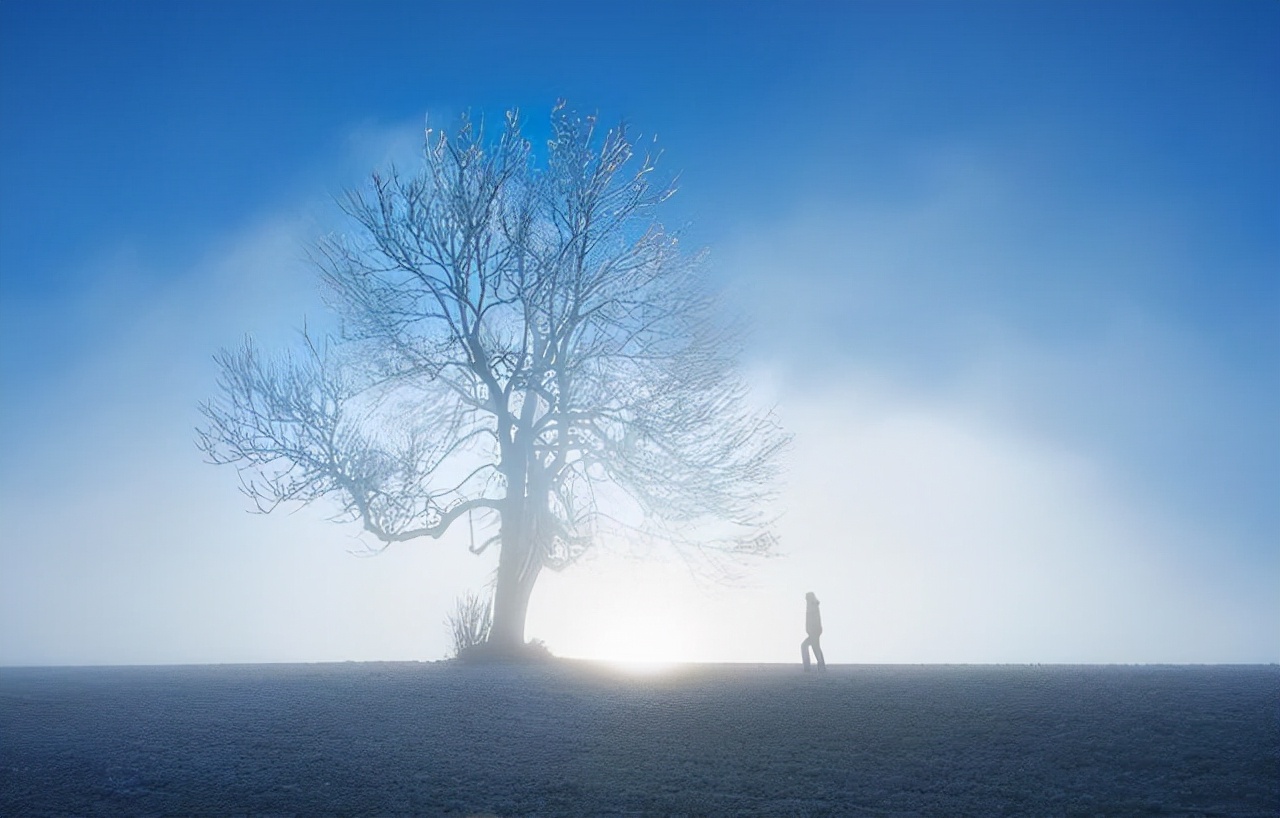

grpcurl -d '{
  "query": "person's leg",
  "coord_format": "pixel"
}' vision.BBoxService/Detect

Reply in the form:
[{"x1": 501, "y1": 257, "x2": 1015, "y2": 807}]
[
  {"x1": 813, "y1": 635, "x2": 825, "y2": 669},
  {"x1": 800, "y1": 636, "x2": 812, "y2": 670}
]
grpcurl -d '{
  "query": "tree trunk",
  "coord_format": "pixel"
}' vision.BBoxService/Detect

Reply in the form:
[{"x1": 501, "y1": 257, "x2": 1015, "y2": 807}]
[
  {"x1": 487, "y1": 502, "x2": 542, "y2": 652},
  {"x1": 488, "y1": 561, "x2": 538, "y2": 651}
]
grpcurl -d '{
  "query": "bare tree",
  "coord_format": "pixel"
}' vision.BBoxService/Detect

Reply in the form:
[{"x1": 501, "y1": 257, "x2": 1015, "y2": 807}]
[{"x1": 198, "y1": 104, "x2": 788, "y2": 654}]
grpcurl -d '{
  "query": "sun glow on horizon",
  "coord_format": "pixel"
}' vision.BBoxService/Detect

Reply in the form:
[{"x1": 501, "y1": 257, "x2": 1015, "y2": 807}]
[
  {"x1": 546, "y1": 584, "x2": 700, "y2": 667},
  {"x1": 581, "y1": 610, "x2": 695, "y2": 664}
]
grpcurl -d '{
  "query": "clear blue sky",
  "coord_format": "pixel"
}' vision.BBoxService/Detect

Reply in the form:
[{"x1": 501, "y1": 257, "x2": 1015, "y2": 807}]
[{"x1": 1, "y1": 0, "x2": 1276, "y2": 665}]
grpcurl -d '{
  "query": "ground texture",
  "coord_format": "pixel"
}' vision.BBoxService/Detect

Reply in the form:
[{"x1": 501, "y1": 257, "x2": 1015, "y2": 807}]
[{"x1": 1, "y1": 662, "x2": 1276, "y2": 816}]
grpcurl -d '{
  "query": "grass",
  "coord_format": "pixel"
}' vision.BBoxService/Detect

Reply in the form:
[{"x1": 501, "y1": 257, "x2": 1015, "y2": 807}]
[{"x1": 2, "y1": 662, "x2": 1276, "y2": 816}]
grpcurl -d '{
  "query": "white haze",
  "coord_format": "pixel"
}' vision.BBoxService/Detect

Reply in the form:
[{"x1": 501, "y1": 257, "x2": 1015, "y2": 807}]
[{"x1": 1, "y1": 129, "x2": 1275, "y2": 666}]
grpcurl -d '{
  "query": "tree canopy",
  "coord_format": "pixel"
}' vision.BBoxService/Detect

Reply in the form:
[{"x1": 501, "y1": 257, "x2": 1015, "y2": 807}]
[{"x1": 198, "y1": 105, "x2": 788, "y2": 651}]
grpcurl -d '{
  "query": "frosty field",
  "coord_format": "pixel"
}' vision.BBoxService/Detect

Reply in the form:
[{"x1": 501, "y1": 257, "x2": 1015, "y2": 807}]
[{"x1": 1, "y1": 662, "x2": 1275, "y2": 817}]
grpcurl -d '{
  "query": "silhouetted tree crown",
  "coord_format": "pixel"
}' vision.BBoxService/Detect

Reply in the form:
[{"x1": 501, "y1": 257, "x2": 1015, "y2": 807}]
[{"x1": 198, "y1": 104, "x2": 788, "y2": 651}]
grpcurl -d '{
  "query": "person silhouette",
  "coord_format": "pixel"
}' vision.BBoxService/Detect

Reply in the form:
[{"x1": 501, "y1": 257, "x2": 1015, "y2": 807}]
[{"x1": 801, "y1": 591, "x2": 826, "y2": 671}]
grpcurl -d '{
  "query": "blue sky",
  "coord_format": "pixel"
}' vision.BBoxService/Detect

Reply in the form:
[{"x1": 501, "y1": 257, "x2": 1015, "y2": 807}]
[{"x1": 1, "y1": 1, "x2": 1276, "y2": 665}]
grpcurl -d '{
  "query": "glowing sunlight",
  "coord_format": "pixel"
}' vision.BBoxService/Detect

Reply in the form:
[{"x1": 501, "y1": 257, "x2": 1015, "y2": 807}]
[
  {"x1": 534, "y1": 560, "x2": 702, "y2": 667},
  {"x1": 584, "y1": 609, "x2": 696, "y2": 667}
]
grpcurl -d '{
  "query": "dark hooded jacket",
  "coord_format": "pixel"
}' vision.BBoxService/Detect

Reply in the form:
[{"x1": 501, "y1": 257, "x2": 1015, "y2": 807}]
[{"x1": 806, "y1": 597, "x2": 822, "y2": 637}]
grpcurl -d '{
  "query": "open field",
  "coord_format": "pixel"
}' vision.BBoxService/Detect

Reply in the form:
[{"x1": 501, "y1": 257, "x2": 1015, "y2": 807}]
[{"x1": 1, "y1": 662, "x2": 1276, "y2": 816}]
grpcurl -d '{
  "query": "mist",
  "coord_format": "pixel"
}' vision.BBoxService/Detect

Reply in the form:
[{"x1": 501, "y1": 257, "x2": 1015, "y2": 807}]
[{"x1": 2, "y1": 1, "x2": 1276, "y2": 666}]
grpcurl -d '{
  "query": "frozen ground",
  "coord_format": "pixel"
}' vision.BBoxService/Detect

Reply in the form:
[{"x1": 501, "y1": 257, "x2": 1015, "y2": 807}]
[{"x1": 1, "y1": 662, "x2": 1275, "y2": 817}]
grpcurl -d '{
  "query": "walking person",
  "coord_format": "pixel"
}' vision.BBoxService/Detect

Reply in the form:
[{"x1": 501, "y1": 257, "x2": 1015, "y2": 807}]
[{"x1": 801, "y1": 591, "x2": 826, "y2": 671}]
